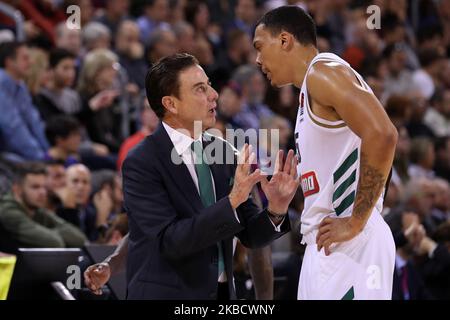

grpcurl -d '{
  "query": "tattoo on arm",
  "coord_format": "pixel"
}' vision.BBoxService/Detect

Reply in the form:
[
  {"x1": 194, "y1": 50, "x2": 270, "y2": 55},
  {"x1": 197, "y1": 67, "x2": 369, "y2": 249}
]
[{"x1": 352, "y1": 153, "x2": 386, "y2": 223}]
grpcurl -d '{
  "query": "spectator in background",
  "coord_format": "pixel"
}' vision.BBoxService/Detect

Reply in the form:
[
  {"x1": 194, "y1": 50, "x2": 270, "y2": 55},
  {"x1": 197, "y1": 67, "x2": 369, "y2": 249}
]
[
  {"x1": 44, "y1": 115, "x2": 82, "y2": 167},
  {"x1": 55, "y1": 22, "x2": 82, "y2": 57},
  {"x1": 386, "y1": 211, "x2": 432, "y2": 300},
  {"x1": 114, "y1": 20, "x2": 147, "y2": 90},
  {"x1": 408, "y1": 137, "x2": 436, "y2": 180},
  {"x1": 406, "y1": 92, "x2": 435, "y2": 139},
  {"x1": 34, "y1": 48, "x2": 81, "y2": 122},
  {"x1": 0, "y1": 41, "x2": 49, "y2": 161},
  {"x1": 384, "y1": 95, "x2": 412, "y2": 129},
  {"x1": 24, "y1": 46, "x2": 50, "y2": 97},
  {"x1": 44, "y1": 159, "x2": 66, "y2": 212},
  {"x1": 137, "y1": 0, "x2": 170, "y2": 45},
  {"x1": 231, "y1": 64, "x2": 273, "y2": 130},
  {"x1": 82, "y1": 22, "x2": 112, "y2": 53},
  {"x1": 77, "y1": 49, "x2": 122, "y2": 153},
  {"x1": 434, "y1": 136, "x2": 450, "y2": 181},
  {"x1": 94, "y1": 0, "x2": 131, "y2": 36},
  {"x1": 430, "y1": 178, "x2": 450, "y2": 227},
  {"x1": 212, "y1": 29, "x2": 253, "y2": 89},
  {"x1": 412, "y1": 48, "x2": 447, "y2": 100},
  {"x1": 173, "y1": 21, "x2": 196, "y2": 55},
  {"x1": 117, "y1": 106, "x2": 159, "y2": 171},
  {"x1": 424, "y1": 89, "x2": 450, "y2": 138},
  {"x1": 216, "y1": 81, "x2": 244, "y2": 130},
  {"x1": 145, "y1": 28, "x2": 178, "y2": 66},
  {"x1": 402, "y1": 178, "x2": 437, "y2": 235},
  {"x1": 381, "y1": 43, "x2": 415, "y2": 103},
  {"x1": 224, "y1": 0, "x2": 257, "y2": 38},
  {"x1": 393, "y1": 126, "x2": 412, "y2": 184},
  {"x1": 0, "y1": 162, "x2": 86, "y2": 248},
  {"x1": 56, "y1": 164, "x2": 112, "y2": 242},
  {"x1": 91, "y1": 169, "x2": 124, "y2": 221}
]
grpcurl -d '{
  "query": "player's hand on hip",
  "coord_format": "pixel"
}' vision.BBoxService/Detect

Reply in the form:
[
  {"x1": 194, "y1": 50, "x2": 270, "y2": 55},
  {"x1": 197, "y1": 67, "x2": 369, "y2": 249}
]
[
  {"x1": 260, "y1": 149, "x2": 301, "y2": 214},
  {"x1": 229, "y1": 144, "x2": 264, "y2": 209},
  {"x1": 84, "y1": 262, "x2": 111, "y2": 295},
  {"x1": 316, "y1": 216, "x2": 362, "y2": 256}
]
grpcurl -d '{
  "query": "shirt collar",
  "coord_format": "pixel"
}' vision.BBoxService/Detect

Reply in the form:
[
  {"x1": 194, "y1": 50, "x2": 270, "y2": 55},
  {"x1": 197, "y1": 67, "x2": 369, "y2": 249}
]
[
  {"x1": 395, "y1": 254, "x2": 407, "y2": 271},
  {"x1": 162, "y1": 121, "x2": 202, "y2": 156}
]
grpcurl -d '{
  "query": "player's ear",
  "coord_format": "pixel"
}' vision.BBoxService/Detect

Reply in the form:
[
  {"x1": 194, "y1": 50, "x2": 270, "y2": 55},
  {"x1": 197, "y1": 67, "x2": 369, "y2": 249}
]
[
  {"x1": 162, "y1": 96, "x2": 178, "y2": 115},
  {"x1": 280, "y1": 32, "x2": 293, "y2": 50}
]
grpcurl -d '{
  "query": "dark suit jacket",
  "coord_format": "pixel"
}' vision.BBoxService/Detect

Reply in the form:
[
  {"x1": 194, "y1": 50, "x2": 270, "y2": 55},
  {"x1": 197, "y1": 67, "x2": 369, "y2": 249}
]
[
  {"x1": 122, "y1": 124, "x2": 290, "y2": 299},
  {"x1": 392, "y1": 260, "x2": 433, "y2": 300}
]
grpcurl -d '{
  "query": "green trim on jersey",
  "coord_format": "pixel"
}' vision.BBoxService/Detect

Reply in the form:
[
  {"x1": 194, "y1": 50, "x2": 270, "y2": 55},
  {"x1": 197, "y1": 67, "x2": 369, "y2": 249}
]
[
  {"x1": 335, "y1": 190, "x2": 356, "y2": 216},
  {"x1": 333, "y1": 169, "x2": 357, "y2": 202},
  {"x1": 341, "y1": 286, "x2": 355, "y2": 300},
  {"x1": 333, "y1": 148, "x2": 358, "y2": 183}
]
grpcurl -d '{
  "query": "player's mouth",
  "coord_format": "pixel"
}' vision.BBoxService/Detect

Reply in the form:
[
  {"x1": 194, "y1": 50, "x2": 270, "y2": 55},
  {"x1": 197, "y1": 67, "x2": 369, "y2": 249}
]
[{"x1": 208, "y1": 105, "x2": 216, "y2": 116}]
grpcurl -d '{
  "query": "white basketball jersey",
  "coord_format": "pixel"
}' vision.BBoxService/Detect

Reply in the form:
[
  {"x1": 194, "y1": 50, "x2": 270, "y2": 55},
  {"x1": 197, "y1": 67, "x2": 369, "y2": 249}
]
[{"x1": 294, "y1": 52, "x2": 384, "y2": 237}]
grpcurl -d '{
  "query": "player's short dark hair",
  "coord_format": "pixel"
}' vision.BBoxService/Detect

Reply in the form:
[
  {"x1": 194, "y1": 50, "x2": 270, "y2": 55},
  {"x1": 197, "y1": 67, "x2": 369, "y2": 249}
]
[
  {"x1": 45, "y1": 115, "x2": 81, "y2": 146},
  {"x1": 256, "y1": 5, "x2": 317, "y2": 47},
  {"x1": 49, "y1": 48, "x2": 76, "y2": 69},
  {"x1": 0, "y1": 41, "x2": 25, "y2": 68},
  {"x1": 145, "y1": 53, "x2": 199, "y2": 119},
  {"x1": 13, "y1": 162, "x2": 47, "y2": 185}
]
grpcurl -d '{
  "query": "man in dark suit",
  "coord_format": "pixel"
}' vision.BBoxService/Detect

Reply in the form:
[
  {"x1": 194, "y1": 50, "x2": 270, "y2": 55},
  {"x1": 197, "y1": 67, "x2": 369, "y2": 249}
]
[{"x1": 121, "y1": 53, "x2": 299, "y2": 299}]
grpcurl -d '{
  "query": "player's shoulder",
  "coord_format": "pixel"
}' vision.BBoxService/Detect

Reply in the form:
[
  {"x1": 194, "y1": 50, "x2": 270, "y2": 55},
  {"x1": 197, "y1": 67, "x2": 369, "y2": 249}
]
[{"x1": 308, "y1": 60, "x2": 355, "y2": 86}]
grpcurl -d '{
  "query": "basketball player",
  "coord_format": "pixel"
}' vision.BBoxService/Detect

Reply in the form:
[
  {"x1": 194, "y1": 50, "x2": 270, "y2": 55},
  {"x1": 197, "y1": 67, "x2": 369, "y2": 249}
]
[{"x1": 253, "y1": 6, "x2": 398, "y2": 299}]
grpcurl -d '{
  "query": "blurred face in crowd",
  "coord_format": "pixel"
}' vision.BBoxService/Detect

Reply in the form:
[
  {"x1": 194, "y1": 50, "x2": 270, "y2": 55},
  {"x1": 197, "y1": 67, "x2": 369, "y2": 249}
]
[
  {"x1": 164, "y1": 65, "x2": 218, "y2": 133},
  {"x1": 56, "y1": 27, "x2": 81, "y2": 55},
  {"x1": 108, "y1": 0, "x2": 129, "y2": 16},
  {"x1": 57, "y1": 130, "x2": 82, "y2": 154},
  {"x1": 141, "y1": 107, "x2": 160, "y2": 132},
  {"x1": 387, "y1": 49, "x2": 407, "y2": 75},
  {"x1": 66, "y1": 165, "x2": 91, "y2": 206},
  {"x1": 177, "y1": 25, "x2": 195, "y2": 54},
  {"x1": 433, "y1": 180, "x2": 450, "y2": 212},
  {"x1": 246, "y1": 72, "x2": 266, "y2": 105},
  {"x1": 236, "y1": 0, "x2": 256, "y2": 24},
  {"x1": 95, "y1": 65, "x2": 117, "y2": 91},
  {"x1": 194, "y1": 3, "x2": 210, "y2": 30},
  {"x1": 151, "y1": 31, "x2": 178, "y2": 61},
  {"x1": 53, "y1": 57, "x2": 76, "y2": 88},
  {"x1": 148, "y1": 0, "x2": 169, "y2": 22},
  {"x1": 115, "y1": 21, "x2": 142, "y2": 59},
  {"x1": 14, "y1": 174, "x2": 48, "y2": 212},
  {"x1": 6, "y1": 45, "x2": 31, "y2": 81},
  {"x1": 218, "y1": 86, "x2": 242, "y2": 117},
  {"x1": 46, "y1": 164, "x2": 66, "y2": 193},
  {"x1": 410, "y1": 179, "x2": 436, "y2": 217},
  {"x1": 395, "y1": 126, "x2": 410, "y2": 158}
]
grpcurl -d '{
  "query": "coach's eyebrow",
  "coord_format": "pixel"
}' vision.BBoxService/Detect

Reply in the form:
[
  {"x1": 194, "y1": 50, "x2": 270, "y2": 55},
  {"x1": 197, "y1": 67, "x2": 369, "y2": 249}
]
[{"x1": 192, "y1": 80, "x2": 211, "y2": 89}]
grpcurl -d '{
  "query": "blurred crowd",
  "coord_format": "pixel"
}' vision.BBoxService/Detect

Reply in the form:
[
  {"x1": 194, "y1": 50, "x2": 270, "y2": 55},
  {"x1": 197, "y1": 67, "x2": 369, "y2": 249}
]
[{"x1": 0, "y1": 0, "x2": 449, "y2": 300}]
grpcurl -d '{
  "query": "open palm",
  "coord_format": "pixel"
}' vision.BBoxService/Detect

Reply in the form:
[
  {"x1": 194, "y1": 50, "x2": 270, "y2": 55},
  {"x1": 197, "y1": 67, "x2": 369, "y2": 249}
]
[{"x1": 261, "y1": 150, "x2": 301, "y2": 213}]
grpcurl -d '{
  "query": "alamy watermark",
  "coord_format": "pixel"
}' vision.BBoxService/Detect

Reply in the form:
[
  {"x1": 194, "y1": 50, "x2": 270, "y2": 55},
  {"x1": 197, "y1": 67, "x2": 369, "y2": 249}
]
[
  {"x1": 366, "y1": 5, "x2": 381, "y2": 30},
  {"x1": 66, "y1": 5, "x2": 81, "y2": 30}
]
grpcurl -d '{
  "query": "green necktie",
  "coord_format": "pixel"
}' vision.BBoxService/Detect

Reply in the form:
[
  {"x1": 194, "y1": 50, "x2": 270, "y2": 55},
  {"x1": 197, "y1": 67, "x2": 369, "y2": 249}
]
[{"x1": 191, "y1": 140, "x2": 225, "y2": 276}]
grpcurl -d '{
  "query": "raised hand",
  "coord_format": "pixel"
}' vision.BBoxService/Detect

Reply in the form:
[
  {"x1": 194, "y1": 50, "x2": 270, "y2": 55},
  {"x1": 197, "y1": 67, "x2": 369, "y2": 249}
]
[
  {"x1": 229, "y1": 144, "x2": 264, "y2": 209},
  {"x1": 260, "y1": 149, "x2": 301, "y2": 214}
]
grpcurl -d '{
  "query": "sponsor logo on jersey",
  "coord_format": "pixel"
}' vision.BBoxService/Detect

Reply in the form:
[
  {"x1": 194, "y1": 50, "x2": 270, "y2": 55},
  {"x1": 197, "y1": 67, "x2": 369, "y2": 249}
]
[{"x1": 301, "y1": 171, "x2": 320, "y2": 197}]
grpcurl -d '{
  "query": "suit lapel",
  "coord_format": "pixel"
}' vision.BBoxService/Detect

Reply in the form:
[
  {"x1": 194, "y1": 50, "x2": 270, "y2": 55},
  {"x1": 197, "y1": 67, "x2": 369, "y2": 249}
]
[{"x1": 152, "y1": 124, "x2": 203, "y2": 213}]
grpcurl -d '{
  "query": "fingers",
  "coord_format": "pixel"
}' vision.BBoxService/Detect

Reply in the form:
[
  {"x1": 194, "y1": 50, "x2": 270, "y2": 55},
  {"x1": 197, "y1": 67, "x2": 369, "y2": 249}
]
[
  {"x1": 273, "y1": 150, "x2": 283, "y2": 174},
  {"x1": 237, "y1": 143, "x2": 249, "y2": 166},
  {"x1": 290, "y1": 153, "x2": 299, "y2": 178},
  {"x1": 283, "y1": 149, "x2": 294, "y2": 174}
]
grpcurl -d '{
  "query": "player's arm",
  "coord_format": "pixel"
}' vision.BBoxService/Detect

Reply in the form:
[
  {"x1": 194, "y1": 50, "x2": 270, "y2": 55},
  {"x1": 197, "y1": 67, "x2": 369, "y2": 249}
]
[{"x1": 308, "y1": 63, "x2": 398, "y2": 254}]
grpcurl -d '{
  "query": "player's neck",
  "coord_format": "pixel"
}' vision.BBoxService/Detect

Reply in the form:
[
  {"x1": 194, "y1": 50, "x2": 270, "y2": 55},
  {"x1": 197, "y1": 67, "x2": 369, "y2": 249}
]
[{"x1": 292, "y1": 47, "x2": 319, "y2": 88}]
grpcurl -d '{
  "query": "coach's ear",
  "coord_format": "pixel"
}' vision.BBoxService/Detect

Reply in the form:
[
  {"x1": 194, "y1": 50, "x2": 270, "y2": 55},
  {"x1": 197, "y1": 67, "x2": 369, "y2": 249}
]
[
  {"x1": 162, "y1": 96, "x2": 178, "y2": 115},
  {"x1": 280, "y1": 31, "x2": 294, "y2": 51}
]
